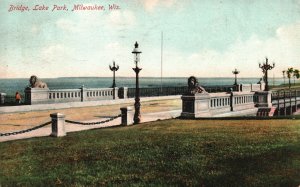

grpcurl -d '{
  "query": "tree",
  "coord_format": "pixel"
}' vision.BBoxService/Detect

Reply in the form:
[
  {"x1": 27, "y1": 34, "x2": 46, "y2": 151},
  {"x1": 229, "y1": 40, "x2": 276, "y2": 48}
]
[
  {"x1": 282, "y1": 70, "x2": 286, "y2": 85},
  {"x1": 293, "y1": 69, "x2": 299, "y2": 85},
  {"x1": 286, "y1": 67, "x2": 294, "y2": 89}
]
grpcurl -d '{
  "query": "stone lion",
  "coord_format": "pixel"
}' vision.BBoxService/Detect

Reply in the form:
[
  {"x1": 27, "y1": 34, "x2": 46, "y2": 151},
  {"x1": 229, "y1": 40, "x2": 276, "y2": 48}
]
[
  {"x1": 187, "y1": 76, "x2": 206, "y2": 94},
  {"x1": 29, "y1": 75, "x2": 48, "y2": 88}
]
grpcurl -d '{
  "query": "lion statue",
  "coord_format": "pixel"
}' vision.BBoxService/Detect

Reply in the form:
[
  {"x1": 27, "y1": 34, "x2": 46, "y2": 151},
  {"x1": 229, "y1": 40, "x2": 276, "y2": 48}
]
[
  {"x1": 29, "y1": 75, "x2": 48, "y2": 88},
  {"x1": 187, "y1": 76, "x2": 206, "y2": 94}
]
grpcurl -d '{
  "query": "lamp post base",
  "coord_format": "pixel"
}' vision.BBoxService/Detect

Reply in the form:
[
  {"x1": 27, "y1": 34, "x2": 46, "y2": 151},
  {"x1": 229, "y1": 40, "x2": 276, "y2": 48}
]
[
  {"x1": 133, "y1": 97, "x2": 141, "y2": 124},
  {"x1": 133, "y1": 114, "x2": 141, "y2": 124}
]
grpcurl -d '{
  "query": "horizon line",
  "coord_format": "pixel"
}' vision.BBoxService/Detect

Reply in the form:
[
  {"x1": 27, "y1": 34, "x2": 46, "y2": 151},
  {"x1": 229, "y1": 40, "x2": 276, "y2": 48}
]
[{"x1": 0, "y1": 76, "x2": 280, "y2": 79}]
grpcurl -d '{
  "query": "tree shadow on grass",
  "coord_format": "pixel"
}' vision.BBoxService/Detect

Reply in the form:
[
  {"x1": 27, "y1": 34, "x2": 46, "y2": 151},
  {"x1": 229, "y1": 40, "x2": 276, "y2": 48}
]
[{"x1": 204, "y1": 143, "x2": 300, "y2": 186}]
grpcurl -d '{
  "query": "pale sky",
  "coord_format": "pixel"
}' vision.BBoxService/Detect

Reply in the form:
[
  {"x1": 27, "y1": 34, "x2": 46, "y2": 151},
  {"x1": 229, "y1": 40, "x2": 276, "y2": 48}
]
[{"x1": 0, "y1": 0, "x2": 300, "y2": 78}]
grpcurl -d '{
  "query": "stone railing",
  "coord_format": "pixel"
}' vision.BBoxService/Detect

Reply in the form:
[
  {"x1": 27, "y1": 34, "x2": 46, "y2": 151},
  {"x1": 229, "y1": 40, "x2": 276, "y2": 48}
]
[
  {"x1": 25, "y1": 87, "x2": 127, "y2": 105},
  {"x1": 238, "y1": 83, "x2": 265, "y2": 92},
  {"x1": 209, "y1": 92, "x2": 232, "y2": 115},
  {"x1": 181, "y1": 91, "x2": 260, "y2": 118},
  {"x1": 231, "y1": 91, "x2": 255, "y2": 111},
  {"x1": 12, "y1": 81, "x2": 265, "y2": 106}
]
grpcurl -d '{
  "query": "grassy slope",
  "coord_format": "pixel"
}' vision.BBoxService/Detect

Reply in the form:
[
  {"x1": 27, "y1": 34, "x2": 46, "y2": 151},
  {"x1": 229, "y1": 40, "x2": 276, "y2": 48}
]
[{"x1": 0, "y1": 119, "x2": 300, "y2": 186}]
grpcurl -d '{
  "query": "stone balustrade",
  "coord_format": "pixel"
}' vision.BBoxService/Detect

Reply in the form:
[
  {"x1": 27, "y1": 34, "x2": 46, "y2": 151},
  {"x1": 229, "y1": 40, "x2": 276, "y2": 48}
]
[
  {"x1": 209, "y1": 92, "x2": 232, "y2": 115},
  {"x1": 181, "y1": 91, "x2": 259, "y2": 118},
  {"x1": 231, "y1": 92, "x2": 255, "y2": 111},
  {"x1": 25, "y1": 87, "x2": 127, "y2": 105},
  {"x1": 48, "y1": 89, "x2": 82, "y2": 103}
]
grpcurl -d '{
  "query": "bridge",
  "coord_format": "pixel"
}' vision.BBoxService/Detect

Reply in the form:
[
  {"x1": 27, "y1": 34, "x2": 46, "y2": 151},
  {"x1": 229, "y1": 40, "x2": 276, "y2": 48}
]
[
  {"x1": 271, "y1": 89, "x2": 300, "y2": 116},
  {"x1": 181, "y1": 82, "x2": 300, "y2": 118},
  {"x1": 0, "y1": 78, "x2": 299, "y2": 118}
]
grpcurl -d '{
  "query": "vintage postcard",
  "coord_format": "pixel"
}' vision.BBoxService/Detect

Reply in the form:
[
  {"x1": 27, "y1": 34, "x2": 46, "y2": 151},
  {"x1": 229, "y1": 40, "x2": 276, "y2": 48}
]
[{"x1": 0, "y1": 0, "x2": 299, "y2": 186}]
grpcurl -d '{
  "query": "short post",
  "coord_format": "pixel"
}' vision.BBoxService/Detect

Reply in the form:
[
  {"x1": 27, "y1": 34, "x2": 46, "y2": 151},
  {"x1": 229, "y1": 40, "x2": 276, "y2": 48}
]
[
  {"x1": 50, "y1": 113, "x2": 66, "y2": 137},
  {"x1": 0, "y1": 93, "x2": 6, "y2": 105},
  {"x1": 120, "y1": 107, "x2": 134, "y2": 126},
  {"x1": 230, "y1": 90, "x2": 234, "y2": 111},
  {"x1": 277, "y1": 90, "x2": 280, "y2": 116}
]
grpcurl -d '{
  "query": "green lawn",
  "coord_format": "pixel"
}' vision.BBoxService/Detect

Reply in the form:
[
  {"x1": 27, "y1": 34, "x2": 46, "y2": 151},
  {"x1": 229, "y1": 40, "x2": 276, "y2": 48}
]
[
  {"x1": 271, "y1": 82, "x2": 300, "y2": 90},
  {"x1": 0, "y1": 119, "x2": 300, "y2": 186}
]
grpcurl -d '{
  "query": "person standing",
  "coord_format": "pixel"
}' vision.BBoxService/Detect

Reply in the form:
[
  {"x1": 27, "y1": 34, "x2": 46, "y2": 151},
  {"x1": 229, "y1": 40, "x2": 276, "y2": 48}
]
[{"x1": 15, "y1": 92, "x2": 21, "y2": 104}]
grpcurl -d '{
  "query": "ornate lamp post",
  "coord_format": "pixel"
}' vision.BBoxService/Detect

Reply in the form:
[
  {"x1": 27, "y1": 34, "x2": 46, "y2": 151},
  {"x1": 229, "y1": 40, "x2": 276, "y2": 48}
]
[
  {"x1": 232, "y1": 68, "x2": 240, "y2": 85},
  {"x1": 109, "y1": 61, "x2": 119, "y2": 88},
  {"x1": 132, "y1": 42, "x2": 142, "y2": 124},
  {"x1": 259, "y1": 57, "x2": 275, "y2": 91},
  {"x1": 109, "y1": 61, "x2": 119, "y2": 99}
]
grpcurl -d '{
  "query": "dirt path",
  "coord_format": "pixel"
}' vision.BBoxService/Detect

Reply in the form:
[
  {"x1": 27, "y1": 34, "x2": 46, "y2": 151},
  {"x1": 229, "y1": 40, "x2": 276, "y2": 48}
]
[{"x1": 0, "y1": 99, "x2": 181, "y2": 132}]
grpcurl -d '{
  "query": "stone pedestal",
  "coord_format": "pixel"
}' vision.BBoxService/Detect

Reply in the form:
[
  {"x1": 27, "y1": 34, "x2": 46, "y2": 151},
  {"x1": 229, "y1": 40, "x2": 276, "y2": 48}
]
[
  {"x1": 181, "y1": 93, "x2": 211, "y2": 118},
  {"x1": 50, "y1": 113, "x2": 66, "y2": 137},
  {"x1": 260, "y1": 82, "x2": 266, "y2": 91},
  {"x1": 120, "y1": 107, "x2": 134, "y2": 126},
  {"x1": 0, "y1": 93, "x2": 6, "y2": 105},
  {"x1": 24, "y1": 87, "x2": 50, "y2": 104},
  {"x1": 255, "y1": 91, "x2": 272, "y2": 108}
]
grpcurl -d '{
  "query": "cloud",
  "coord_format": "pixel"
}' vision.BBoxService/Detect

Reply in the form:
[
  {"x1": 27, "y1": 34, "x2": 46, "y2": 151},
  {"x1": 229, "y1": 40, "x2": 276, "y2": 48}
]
[
  {"x1": 106, "y1": 10, "x2": 136, "y2": 28},
  {"x1": 142, "y1": 0, "x2": 177, "y2": 11},
  {"x1": 56, "y1": 9, "x2": 136, "y2": 33},
  {"x1": 56, "y1": 18, "x2": 77, "y2": 32},
  {"x1": 181, "y1": 21, "x2": 300, "y2": 77},
  {"x1": 30, "y1": 25, "x2": 40, "y2": 34},
  {"x1": 39, "y1": 44, "x2": 72, "y2": 64},
  {"x1": 276, "y1": 21, "x2": 300, "y2": 47},
  {"x1": 143, "y1": 0, "x2": 159, "y2": 11}
]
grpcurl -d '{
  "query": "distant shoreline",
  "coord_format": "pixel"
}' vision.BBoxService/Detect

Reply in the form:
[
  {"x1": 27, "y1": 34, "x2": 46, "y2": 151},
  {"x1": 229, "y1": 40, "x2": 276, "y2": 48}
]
[{"x1": 0, "y1": 76, "x2": 270, "y2": 80}]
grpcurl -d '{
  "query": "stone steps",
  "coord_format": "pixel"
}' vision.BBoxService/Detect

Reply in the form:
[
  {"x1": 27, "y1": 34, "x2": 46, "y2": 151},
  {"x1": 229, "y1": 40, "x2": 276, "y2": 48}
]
[{"x1": 256, "y1": 107, "x2": 276, "y2": 117}]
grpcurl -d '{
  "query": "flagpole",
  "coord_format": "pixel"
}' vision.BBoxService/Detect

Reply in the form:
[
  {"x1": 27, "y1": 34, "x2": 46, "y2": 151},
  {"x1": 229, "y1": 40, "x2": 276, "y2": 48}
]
[{"x1": 161, "y1": 31, "x2": 163, "y2": 94}]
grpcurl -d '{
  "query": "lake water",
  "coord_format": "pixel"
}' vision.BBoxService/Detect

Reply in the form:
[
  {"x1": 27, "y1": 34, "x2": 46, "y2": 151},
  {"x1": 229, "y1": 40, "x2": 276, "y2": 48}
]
[{"x1": 0, "y1": 77, "x2": 284, "y2": 96}]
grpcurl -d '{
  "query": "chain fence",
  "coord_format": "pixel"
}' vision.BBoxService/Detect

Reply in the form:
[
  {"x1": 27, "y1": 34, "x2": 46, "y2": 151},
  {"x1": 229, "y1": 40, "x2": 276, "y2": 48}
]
[
  {"x1": 1, "y1": 114, "x2": 122, "y2": 137},
  {"x1": 65, "y1": 114, "x2": 122, "y2": 125},
  {"x1": 0, "y1": 121, "x2": 52, "y2": 137}
]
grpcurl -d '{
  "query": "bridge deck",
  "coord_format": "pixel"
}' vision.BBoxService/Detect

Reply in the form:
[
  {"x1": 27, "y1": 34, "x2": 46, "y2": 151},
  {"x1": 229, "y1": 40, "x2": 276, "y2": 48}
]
[{"x1": 272, "y1": 97, "x2": 300, "y2": 108}]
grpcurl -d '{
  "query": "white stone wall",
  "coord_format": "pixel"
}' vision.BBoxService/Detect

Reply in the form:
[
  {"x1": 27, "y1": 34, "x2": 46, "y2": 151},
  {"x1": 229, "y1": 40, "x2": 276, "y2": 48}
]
[
  {"x1": 25, "y1": 87, "x2": 124, "y2": 105},
  {"x1": 181, "y1": 91, "x2": 256, "y2": 118}
]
